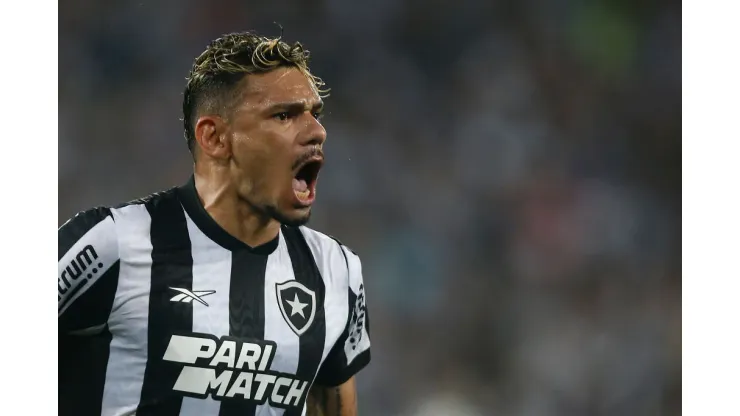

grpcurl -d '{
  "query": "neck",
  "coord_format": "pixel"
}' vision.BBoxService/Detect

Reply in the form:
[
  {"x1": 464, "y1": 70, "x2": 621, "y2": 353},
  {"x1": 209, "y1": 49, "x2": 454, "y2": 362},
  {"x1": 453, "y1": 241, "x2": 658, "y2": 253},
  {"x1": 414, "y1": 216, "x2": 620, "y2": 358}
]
[{"x1": 192, "y1": 165, "x2": 280, "y2": 249}]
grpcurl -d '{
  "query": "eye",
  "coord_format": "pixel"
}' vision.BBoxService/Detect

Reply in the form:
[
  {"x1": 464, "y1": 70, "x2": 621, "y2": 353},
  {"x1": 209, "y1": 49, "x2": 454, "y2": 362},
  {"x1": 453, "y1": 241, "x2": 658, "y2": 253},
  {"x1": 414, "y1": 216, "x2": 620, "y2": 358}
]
[
  {"x1": 312, "y1": 111, "x2": 324, "y2": 121},
  {"x1": 273, "y1": 112, "x2": 289, "y2": 121}
]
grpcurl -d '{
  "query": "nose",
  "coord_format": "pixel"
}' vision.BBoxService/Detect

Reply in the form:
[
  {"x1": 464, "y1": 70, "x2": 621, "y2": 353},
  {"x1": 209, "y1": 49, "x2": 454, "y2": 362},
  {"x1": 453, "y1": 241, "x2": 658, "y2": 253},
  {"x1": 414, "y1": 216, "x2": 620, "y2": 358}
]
[{"x1": 299, "y1": 112, "x2": 327, "y2": 147}]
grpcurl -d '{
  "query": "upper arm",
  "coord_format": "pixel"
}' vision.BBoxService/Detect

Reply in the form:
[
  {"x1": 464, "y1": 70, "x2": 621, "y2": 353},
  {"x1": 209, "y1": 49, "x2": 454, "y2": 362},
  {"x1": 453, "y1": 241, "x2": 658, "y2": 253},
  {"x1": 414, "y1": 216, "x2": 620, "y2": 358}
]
[
  {"x1": 306, "y1": 376, "x2": 358, "y2": 416},
  {"x1": 58, "y1": 207, "x2": 121, "y2": 333},
  {"x1": 312, "y1": 244, "x2": 370, "y2": 394}
]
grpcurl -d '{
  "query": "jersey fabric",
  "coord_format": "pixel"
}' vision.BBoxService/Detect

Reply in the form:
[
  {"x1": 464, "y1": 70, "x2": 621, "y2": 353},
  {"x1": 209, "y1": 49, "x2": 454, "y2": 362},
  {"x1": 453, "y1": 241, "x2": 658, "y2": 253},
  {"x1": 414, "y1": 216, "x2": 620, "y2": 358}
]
[{"x1": 58, "y1": 176, "x2": 371, "y2": 416}]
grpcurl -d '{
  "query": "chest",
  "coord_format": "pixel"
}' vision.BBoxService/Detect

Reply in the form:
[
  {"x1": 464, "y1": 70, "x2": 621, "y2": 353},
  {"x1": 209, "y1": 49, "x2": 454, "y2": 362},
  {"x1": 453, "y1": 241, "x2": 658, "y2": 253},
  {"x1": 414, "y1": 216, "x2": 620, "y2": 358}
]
[{"x1": 107, "y1": 246, "x2": 346, "y2": 375}]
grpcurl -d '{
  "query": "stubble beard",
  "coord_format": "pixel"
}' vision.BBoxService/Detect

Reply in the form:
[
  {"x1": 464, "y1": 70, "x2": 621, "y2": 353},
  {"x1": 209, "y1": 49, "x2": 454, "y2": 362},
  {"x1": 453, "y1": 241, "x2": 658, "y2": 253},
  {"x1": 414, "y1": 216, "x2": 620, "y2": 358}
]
[{"x1": 262, "y1": 203, "x2": 312, "y2": 227}]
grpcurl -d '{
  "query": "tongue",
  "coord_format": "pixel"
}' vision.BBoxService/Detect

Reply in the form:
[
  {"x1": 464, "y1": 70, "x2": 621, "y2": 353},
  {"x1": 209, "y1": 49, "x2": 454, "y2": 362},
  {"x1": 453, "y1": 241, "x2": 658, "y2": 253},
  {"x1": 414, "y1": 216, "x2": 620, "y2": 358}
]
[{"x1": 292, "y1": 178, "x2": 308, "y2": 192}]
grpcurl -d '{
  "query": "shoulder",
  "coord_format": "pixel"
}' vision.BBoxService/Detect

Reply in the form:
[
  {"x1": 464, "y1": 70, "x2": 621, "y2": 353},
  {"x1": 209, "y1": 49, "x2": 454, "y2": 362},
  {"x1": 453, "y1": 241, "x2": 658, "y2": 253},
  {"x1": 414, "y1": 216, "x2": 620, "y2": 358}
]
[
  {"x1": 59, "y1": 206, "x2": 114, "y2": 233},
  {"x1": 111, "y1": 187, "x2": 179, "y2": 214},
  {"x1": 296, "y1": 226, "x2": 360, "y2": 261},
  {"x1": 59, "y1": 188, "x2": 177, "y2": 255},
  {"x1": 59, "y1": 206, "x2": 118, "y2": 259},
  {"x1": 62, "y1": 187, "x2": 179, "y2": 227},
  {"x1": 282, "y1": 225, "x2": 363, "y2": 283}
]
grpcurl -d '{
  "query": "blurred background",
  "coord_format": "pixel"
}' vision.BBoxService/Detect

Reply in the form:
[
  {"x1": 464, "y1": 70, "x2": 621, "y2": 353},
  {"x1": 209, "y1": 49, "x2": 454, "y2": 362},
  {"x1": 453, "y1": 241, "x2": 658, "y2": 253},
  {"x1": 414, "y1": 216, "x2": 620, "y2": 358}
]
[{"x1": 59, "y1": 0, "x2": 681, "y2": 414}]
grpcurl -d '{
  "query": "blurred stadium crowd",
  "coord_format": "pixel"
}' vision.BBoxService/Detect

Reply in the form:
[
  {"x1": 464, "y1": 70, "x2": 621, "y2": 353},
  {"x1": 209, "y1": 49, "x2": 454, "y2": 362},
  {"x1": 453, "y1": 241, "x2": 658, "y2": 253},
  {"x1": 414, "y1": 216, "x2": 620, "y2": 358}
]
[{"x1": 60, "y1": 0, "x2": 681, "y2": 414}]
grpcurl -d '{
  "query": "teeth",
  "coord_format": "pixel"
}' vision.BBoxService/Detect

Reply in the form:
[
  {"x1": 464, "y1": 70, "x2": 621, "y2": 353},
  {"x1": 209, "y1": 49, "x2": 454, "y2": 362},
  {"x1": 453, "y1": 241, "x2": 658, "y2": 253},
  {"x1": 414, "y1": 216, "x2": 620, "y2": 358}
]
[{"x1": 295, "y1": 189, "x2": 310, "y2": 200}]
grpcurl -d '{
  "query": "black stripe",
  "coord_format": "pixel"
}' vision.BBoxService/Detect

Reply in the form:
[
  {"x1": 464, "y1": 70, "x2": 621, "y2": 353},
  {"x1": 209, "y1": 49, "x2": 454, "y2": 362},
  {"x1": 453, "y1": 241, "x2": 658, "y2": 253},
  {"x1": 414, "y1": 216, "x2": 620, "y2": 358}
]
[
  {"x1": 218, "y1": 248, "x2": 269, "y2": 416},
  {"x1": 282, "y1": 226, "x2": 326, "y2": 416},
  {"x1": 59, "y1": 262, "x2": 120, "y2": 416},
  {"x1": 59, "y1": 328, "x2": 113, "y2": 415},
  {"x1": 59, "y1": 207, "x2": 112, "y2": 261},
  {"x1": 137, "y1": 192, "x2": 194, "y2": 416},
  {"x1": 58, "y1": 277, "x2": 90, "y2": 313}
]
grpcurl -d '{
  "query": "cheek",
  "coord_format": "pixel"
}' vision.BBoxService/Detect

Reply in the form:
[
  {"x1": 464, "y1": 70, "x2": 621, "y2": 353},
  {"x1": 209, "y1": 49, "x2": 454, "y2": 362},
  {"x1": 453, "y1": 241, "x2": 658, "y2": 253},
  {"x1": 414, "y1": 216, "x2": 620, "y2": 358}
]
[
  {"x1": 232, "y1": 133, "x2": 267, "y2": 168},
  {"x1": 232, "y1": 134, "x2": 288, "y2": 190}
]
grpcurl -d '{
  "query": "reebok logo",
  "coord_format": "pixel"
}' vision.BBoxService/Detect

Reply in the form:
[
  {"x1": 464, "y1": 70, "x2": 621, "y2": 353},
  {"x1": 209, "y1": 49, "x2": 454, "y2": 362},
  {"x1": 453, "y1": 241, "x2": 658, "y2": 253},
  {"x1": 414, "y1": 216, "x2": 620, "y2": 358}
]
[
  {"x1": 163, "y1": 333, "x2": 310, "y2": 408},
  {"x1": 170, "y1": 287, "x2": 216, "y2": 306}
]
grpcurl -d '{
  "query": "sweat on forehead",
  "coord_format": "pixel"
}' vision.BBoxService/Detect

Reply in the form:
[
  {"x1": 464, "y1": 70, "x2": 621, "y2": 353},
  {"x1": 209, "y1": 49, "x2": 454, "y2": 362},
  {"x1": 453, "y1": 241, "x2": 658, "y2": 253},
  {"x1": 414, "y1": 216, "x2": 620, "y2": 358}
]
[{"x1": 240, "y1": 68, "x2": 323, "y2": 104}]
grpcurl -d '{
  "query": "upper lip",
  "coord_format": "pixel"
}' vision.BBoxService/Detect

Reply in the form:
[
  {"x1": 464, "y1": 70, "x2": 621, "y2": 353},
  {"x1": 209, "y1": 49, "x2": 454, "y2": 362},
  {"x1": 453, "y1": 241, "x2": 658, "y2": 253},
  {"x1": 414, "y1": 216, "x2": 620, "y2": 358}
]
[{"x1": 294, "y1": 155, "x2": 324, "y2": 174}]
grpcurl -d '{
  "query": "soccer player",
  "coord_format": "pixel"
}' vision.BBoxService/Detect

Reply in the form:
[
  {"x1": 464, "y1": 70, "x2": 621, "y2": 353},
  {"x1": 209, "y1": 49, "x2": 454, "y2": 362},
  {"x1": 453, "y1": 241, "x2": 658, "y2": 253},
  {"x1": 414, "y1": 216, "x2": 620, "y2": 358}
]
[{"x1": 58, "y1": 32, "x2": 371, "y2": 416}]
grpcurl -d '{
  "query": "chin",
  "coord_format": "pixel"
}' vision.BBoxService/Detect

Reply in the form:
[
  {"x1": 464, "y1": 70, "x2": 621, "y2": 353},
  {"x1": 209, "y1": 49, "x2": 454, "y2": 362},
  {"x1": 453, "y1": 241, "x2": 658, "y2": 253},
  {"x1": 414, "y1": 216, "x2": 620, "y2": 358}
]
[
  {"x1": 267, "y1": 205, "x2": 312, "y2": 227},
  {"x1": 279, "y1": 212, "x2": 312, "y2": 227}
]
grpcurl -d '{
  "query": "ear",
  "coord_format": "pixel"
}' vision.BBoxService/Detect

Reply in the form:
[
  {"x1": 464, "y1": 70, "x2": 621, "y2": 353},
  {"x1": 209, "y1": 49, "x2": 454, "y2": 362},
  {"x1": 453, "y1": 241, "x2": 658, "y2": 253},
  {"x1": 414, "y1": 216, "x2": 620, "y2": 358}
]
[{"x1": 194, "y1": 115, "x2": 231, "y2": 159}]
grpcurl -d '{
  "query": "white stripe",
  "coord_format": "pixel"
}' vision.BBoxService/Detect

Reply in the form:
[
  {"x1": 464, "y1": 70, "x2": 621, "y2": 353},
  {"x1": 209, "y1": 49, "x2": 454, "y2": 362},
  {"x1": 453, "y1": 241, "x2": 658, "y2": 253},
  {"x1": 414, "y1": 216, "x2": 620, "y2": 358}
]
[
  {"x1": 298, "y1": 227, "x2": 351, "y2": 370},
  {"x1": 256, "y1": 231, "x2": 298, "y2": 416},
  {"x1": 101, "y1": 204, "x2": 153, "y2": 416},
  {"x1": 179, "y1": 208, "x2": 233, "y2": 416},
  {"x1": 58, "y1": 215, "x2": 118, "y2": 316}
]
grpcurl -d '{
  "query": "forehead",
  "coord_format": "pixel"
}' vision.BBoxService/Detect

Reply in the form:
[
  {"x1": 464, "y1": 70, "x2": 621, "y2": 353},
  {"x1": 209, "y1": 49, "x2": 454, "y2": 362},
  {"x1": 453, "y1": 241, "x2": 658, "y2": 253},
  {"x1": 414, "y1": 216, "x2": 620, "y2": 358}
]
[{"x1": 240, "y1": 67, "x2": 321, "y2": 108}]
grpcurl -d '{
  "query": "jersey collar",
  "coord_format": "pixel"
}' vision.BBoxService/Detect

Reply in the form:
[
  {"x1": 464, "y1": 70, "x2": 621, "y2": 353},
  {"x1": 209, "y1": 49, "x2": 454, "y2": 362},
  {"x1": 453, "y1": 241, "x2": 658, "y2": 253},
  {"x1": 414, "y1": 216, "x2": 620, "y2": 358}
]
[{"x1": 177, "y1": 175, "x2": 280, "y2": 255}]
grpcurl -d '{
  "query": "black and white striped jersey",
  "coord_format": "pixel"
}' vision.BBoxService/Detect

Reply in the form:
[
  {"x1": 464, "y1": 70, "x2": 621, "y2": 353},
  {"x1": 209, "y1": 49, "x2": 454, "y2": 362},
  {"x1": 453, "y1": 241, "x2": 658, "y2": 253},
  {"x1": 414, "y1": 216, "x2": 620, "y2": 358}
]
[{"x1": 58, "y1": 176, "x2": 371, "y2": 416}]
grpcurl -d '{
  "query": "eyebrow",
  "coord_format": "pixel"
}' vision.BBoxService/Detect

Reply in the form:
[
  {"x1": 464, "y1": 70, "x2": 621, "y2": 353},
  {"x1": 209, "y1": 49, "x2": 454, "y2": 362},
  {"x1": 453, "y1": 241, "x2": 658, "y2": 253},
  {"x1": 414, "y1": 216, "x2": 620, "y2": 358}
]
[{"x1": 264, "y1": 100, "x2": 324, "y2": 114}]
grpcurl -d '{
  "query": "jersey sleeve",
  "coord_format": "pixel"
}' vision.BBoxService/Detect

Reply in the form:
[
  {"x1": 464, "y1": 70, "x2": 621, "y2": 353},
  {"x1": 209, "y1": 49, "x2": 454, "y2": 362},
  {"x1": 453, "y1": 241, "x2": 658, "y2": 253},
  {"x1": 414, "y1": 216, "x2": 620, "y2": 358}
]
[
  {"x1": 58, "y1": 207, "x2": 121, "y2": 333},
  {"x1": 314, "y1": 246, "x2": 371, "y2": 387}
]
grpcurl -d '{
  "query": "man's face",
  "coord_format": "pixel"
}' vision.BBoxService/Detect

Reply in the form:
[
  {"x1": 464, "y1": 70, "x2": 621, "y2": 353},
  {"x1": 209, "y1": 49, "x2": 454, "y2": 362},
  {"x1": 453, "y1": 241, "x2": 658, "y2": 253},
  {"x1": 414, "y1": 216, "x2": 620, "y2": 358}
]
[{"x1": 226, "y1": 66, "x2": 327, "y2": 226}]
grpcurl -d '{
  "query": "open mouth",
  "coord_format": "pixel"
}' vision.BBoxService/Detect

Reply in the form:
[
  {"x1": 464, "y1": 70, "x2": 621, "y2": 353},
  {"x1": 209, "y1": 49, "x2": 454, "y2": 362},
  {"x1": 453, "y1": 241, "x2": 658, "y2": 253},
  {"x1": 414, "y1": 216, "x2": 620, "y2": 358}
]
[{"x1": 292, "y1": 157, "x2": 323, "y2": 205}]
